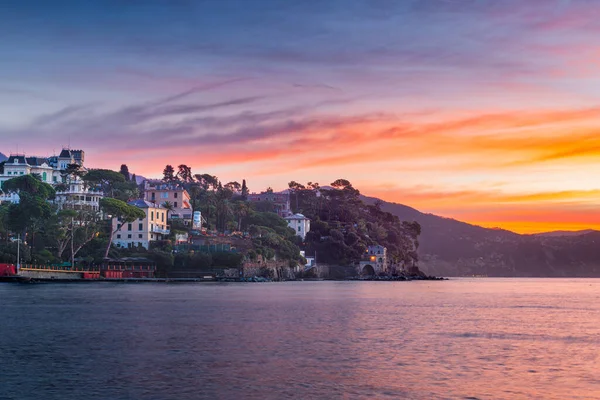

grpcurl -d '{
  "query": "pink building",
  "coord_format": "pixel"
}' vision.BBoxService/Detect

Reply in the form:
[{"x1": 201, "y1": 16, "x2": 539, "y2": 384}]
[{"x1": 143, "y1": 180, "x2": 192, "y2": 222}]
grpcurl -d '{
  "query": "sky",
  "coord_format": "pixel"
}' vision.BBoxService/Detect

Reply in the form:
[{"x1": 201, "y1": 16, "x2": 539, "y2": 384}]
[{"x1": 2, "y1": 0, "x2": 600, "y2": 234}]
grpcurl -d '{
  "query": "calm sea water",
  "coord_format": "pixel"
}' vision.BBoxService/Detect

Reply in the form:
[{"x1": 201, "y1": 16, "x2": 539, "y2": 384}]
[{"x1": 1, "y1": 279, "x2": 599, "y2": 400}]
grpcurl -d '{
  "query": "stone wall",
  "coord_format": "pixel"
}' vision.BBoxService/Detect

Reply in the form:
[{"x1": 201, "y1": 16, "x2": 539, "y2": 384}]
[{"x1": 19, "y1": 269, "x2": 83, "y2": 280}]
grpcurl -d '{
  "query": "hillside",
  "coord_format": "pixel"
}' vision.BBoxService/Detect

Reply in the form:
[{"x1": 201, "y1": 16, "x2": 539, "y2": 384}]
[
  {"x1": 0, "y1": 152, "x2": 7, "y2": 162},
  {"x1": 362, "y1": 196, "x2": 600, "y2": 277}
]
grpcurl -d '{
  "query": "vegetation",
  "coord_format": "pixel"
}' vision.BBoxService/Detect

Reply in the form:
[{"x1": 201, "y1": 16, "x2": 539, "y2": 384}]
[{"x1": 0, "y1": 160, "x2": 421, "y2": 276}]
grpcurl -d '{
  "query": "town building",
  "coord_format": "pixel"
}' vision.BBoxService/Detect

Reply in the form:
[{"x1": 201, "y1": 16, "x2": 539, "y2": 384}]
[
  {"x1": 247, "y1": 191, "x2": 291, "y2": 217},
  {"x1": 284, "y1": 213, "x2": 311, "y2": 240},
  {"x1": 358, "y1": 245, "x2": 388, "y2": 276},
  {"x1": 54, "y1": 180, "x2": 103, "y2": 212},
  {"x1": 0, "y1": 149, "x2": 96, "y2": 208},
  {"x1": 143, "y1": 180, "x2": 192, "y2": 222},
  {"x1": 112, "y1": 200, "x2": 170, "y2": 250}
]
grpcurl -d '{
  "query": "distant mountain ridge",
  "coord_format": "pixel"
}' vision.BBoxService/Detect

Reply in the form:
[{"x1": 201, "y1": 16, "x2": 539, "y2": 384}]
[{"x1": 361, "y1": 195, "x2": 600, "y2": 277}]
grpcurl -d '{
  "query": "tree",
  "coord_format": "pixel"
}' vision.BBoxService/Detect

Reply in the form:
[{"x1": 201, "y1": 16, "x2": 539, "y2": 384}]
[
  {"x1": 161, "y1": 201, "x2": 174, "y2": 222},
  {"x1": 3, "y1": 175, "x2": 55, "y2": 199},
  {"x1": 61, "y1": 163, "x2": 82, "y2": 184},
  {"x1": 233, "y1": 201, "x2": 250, "y2": 231},
  {"x1": 224, "y1": 181, "x2": 241, "y2": 192},
  {"x1": 163, "y1": 165, "x2": 176, "y2": 182},
  {"x1": 100, "y1": 198, "x2": 146, "y2": 258},
  {"x1": 119, "y1": 164, "x2": 130, "y2": 181},
  {"x1": 194, "y1": 174, "x2": 219, "y2": 191},
  {"x1": 177, "y1": 165, "x2": 193, "y2": 183},
  {"x1": 83, "y1": 169, "x2": 126, "y2": 197},
  {"x1": 288, "y1": 181, "x2": 306, "y2": 212},
  {"x1": 241, "y1": 179, "x2": 249, "y2": 200},
  {"x1": 131, "y1": 173, "x2": 137, "y2": 184}
]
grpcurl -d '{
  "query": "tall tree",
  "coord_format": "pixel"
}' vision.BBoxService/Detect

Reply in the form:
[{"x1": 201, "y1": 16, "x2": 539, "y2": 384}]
[
  {"x1": 241, "y1": 179, "x2": 249, "y2": 200},
  {"x1": 288, "y1": 181, "x2": 306, "y2": 213},
  {"x1": 162, "y1": 165, "x2": 176, "y2": 182},
  {"x1": 119, "y1": 164, "x2": 130, "y2": 181},
  {"x1": 177, "y1": 164, "x2": 193, "y2": 183},
  {"x1": 131, "y1": 173, "x2": 137, "y2": 184},
  {"x1": 100, "y1": 198, "x2": 146, "y2": 258}
]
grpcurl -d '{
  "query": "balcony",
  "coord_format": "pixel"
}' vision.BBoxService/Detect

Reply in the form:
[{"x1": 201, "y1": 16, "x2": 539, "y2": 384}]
[{"x1": 152, "y1": 226, "x2": 170, "y2": 235}]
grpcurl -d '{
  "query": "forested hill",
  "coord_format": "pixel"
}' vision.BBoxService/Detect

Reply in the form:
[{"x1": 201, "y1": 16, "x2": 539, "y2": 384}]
[{"x1": 361, "y1": 195, "x2": 600, "y2": 277}]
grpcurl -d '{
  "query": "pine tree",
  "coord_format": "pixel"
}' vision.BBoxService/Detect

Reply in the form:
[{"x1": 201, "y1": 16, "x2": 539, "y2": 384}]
[
  {"x1": 119, "y1": 164, "x2": 130, "y2": 181},
  {"x1": 162, "y1": 165, "x2": 175, "y2": 182}
]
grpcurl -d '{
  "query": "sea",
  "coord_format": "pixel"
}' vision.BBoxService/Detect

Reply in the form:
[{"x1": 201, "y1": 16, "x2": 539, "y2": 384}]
[{"x1": 0, "y1": 278, "x2": 599, "y2": 400}]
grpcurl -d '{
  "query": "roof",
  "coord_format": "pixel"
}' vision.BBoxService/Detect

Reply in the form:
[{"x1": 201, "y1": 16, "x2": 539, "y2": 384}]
[
  {"x1": 128, "y1": 199, "x2": 162, "y2": 209},
  {"x1": 59, "y1": 149, "x2": 72, "y2": 158},
  {"x1": 25, "y1": 157, "x2": 48, "y2": 166},
  {"x1": 284, "y1": 213, "x2": 310, "y2": 220},
  {"x1": 7, "y1": 155, "x2": 26, "y2": 164}
]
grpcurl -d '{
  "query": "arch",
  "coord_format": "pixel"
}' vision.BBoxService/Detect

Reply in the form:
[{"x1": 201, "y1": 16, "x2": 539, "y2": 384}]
[{"x1": 362, "y1": 265, "x2": 375, "y2": 276}]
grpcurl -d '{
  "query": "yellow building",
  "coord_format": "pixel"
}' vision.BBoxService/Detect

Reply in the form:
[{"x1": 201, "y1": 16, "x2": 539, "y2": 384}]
[{"x1": 112, "y1": 200, "x2": 170, "y2": 250}]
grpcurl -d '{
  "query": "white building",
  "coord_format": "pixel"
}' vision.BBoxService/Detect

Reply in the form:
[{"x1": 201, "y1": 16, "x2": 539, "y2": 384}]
[
  {"x1": 0, "y1": 149, "x2": 101, "y2": 210},
  {"x1": 284, "y1": 213, "x2": 311, "y2": 240},
  {"x1": 54, "y1": 180, "x2": 103, "y2": 212},
  {"x1": 112, "y1": 200, "x2": 170, "y2": 250}
]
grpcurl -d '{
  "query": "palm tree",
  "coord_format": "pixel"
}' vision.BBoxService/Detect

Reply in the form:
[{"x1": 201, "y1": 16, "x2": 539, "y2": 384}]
[
  {"x1": 161, "y1": 201, "x2": 175, "y2": 223},
  {"x1": 233, "y1": 201, "x2": 250, "y2": 231}
]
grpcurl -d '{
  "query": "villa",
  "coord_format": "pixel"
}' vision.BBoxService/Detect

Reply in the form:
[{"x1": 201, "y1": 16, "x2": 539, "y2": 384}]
[
  {"x1": 112, "y1": 199, "x2": 170, "y2": 250},
  {"x1": 0, "y1": 148, "x2": 103, "y2": 211},
  {"x1": 247, "y1": 191, "x2": 292, "y2": 217},
  {"x1": 284, "y1": 213, "x2": 311, "y2": 240},
  {"x1": 143, "y1": 180, "x2": 192, "y2": 222}
]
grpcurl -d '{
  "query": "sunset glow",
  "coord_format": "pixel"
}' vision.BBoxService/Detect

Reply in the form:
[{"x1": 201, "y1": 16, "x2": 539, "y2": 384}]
[{"x1": 2, "y1": 0, "x2": 600, "y2": 233}]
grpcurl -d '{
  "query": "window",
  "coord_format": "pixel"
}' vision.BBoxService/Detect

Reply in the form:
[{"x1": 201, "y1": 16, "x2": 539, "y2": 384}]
[
  {"x1": 174, "y1": 192, "x2": 178, "y2": 198},
  {"x1": 151, "y1": 212, "x2": 154, "y2": 221},
  {"x1": 151, "y1": 234, "x2": 154, "y2": 239},
  {"x1": 42, "y1": 172, "x2": 47, "y2": 181},
  {"x1": 53, "y1": 176, "x2": 57, "y2": 182},
  {"x1": 117, "y1": 234, "x2": 121, "y2": 239},
  {"x1": 161, "y1": 192, "x2": 168, "y2": 199},
  {"x1": 128, "y1": 223, "x2": 132, "y2": 231},
  {"x1": 151, "y1": 192, "x2": 156, "y2": 200},
  {"x1": 127, "y1": 234, "x2": 132, "y2": 239},
  {"x1": 20, "y1": 172, "x2": 24, "y2": 175},
  {"x1": 6, "y1": 172, "x2": 10, "y2": 175},
  {"x1": 139, "y1": 223, "x2": 143, "y2": 231},
  {"x1": 174, "y1": 202, "x2": 177, "y2": 208},
  {"x1": 161, "y1": 213, "x2": 164, "y2": 222},
  {"x1": 138, "y1": 234, "x2": 143, "y2": 239}
]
